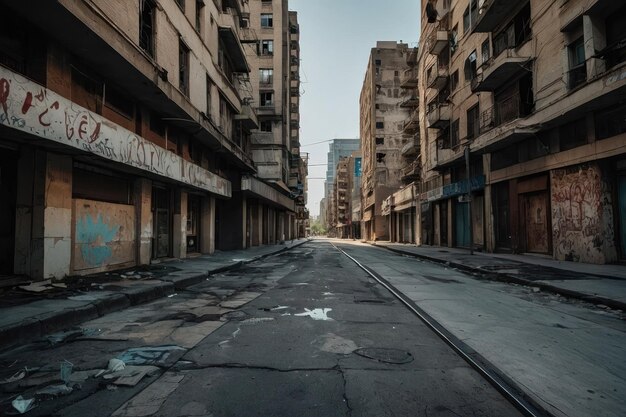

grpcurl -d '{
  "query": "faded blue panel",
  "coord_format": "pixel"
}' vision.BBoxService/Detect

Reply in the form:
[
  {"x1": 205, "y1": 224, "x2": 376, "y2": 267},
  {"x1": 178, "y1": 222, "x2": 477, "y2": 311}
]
[{"x1": 76, "y1": 214, "x2": 120, "y2": 267}]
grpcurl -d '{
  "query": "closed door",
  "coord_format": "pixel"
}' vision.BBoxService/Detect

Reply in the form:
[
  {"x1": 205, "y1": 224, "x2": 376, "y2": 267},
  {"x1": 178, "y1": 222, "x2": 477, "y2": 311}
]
[
  {"x1": 154, "y1": 208, "x2": 170, "y2": 258},
  {"x1": 617, "y1": 175, "x2": 626, "y2": 259},
  {"x1": 455, "y1": 202, "x2": 470, "y2": 248},
  {"x1": 524, "y1": 192, "x2": 550, "y2": 254}
]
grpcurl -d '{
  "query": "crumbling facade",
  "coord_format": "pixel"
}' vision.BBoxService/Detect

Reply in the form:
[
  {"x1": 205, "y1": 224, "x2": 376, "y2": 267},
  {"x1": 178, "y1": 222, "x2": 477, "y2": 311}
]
[
  {"x1": 0, "y1": 0, "x2": 304, "y2": 282},
  {"x1": 417, "y1": 0, "x2": 626, "y2": 263},
  {"x1": 360, "y1": 42, "x2": 414, "y2": 241}
]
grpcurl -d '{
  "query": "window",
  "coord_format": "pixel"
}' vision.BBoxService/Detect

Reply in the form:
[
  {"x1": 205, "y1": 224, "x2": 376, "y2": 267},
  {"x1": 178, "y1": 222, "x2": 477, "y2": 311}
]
[
  {"x1": 260, "y1": 120, "x2": 273, "y2": 132},
  {"x1": 150, "y1": 112, "x2": 165, "y2": 136},
  {"x1": 139, "y1": 0, "x2": 156, "y2": 57},
  {"x1": 595, "y1": 104, "x2": 626, "y2": 140},
  {"x1": 206, "y1": 74, "x2": 212, "y2": 117},
  {"x1": 559, "y1": 118, "x2": 587, "y2": 151},
  {"x1": 179, "y1": 40, "x2": 190, "y2": 96},
  {"x1": 219, "y1": 95, "x2": 233, "y2": 138},
  {"x1": 195, "y1": 0, "x2": 204, "y2": 32},
  {"x1": 481, "y1": 39, "x2": 490, "y2": 66},
  {"x1": 375, "y1": 104, "x2": 380, "y2": 109},
  {"x1": 71, "y1": 66, "x2": 102, "y2": 113},
  {"x1": 261, "y1": 40, "x2": 273, "y2": 55},
  {"x1": 467, "y1": 105, "x2": 480, "y2": 140},
  {"x1": 568, "y1": 37, "x2": 586, "y2": 89},
  {"x1": 604, "y1": 5, "x2": 626, "y2": 68},
  {"x1": 375, "y1": 59, "x2": 381, "y2": 66},
  {"x1": 261, "y1": 14, "x2": 273, "y2": 28},
  {"x1": 260, "y1": 91, "x2": 274, "y2": 107},
  {"x1": 175, "y1": 0, "x2": 185, "y2": 11},
  {"x1": 105, "y1": 87, "x2": 134, "y2": 119},
  {"x1": 450, "y1": 70, "x2": 459, "y2": 91},
  {"x1": 450, "y1": 26, "x2": 458, "y2": 55},
  {"x1": 376, "y1": 137, "x2": 384, "y2": 145},
  {"x1": 464, "y1": 50, "x2": 477, "y2": 82},
  {"x1": 259, "y1": 68, "x2": 273, "y2": 84},
  {"x1": 376, "y1": 153, "x2": 386, "y2": 163},
  {"x1": 393, "y1": 89, "x2": 399, "y2": 98},
  {"x1": 376, "y1": 121, "x2": 384, "y2": 129},
  {"x1": 394, "y1": 70, "x2": 399, "y2": 76},
  {"x1": 451, "y1": 119, "x2": 460, "y2": 147},
  {"x1": 463, "y1": 1, "x2": 477, "y2": 34}
]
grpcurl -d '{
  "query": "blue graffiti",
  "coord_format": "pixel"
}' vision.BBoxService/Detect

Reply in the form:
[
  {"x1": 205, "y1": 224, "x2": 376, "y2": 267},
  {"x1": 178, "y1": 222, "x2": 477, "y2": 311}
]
[{"x1": 77, "y1": 214, "x2": 120, "y2": 266}]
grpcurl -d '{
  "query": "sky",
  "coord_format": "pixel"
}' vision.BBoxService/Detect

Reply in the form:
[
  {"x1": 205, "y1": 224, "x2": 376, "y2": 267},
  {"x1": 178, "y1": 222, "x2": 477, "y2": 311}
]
[{"x1": 289, "y1": 0, "x2": 421, "y2": 217}]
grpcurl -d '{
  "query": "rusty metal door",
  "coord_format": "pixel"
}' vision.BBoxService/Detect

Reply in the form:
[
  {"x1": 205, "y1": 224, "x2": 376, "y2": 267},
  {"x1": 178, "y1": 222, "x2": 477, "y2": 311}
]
[{"x1": 524, "y1": 192, "x2": 550, "y2": 254}]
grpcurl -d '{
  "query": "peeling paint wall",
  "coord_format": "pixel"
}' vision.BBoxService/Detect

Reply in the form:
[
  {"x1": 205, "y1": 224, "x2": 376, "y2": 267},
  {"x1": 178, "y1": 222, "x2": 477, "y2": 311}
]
[
  {"x1": 72, "y1": 199, "x2": 136, "y2": 274},
  {"x1": 551, "y1": 163, "x2": 617, "y2": 264}
]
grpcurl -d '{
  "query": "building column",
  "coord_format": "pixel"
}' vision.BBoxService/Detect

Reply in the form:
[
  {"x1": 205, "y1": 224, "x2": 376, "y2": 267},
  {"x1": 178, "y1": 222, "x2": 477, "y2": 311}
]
[
  {"x1": 14, "y1": 148, "x2": 35, "y2": 277},
  {"x1": 26, "y1": 152, "x2": 72, "y2": 280},
  {"x1": 583, "y1": 15, "x2": 606, "y2": 79},
  {"x1": 172, "y1": 190, "x2": 187, "y2": 259},
  {"x1": 135, "y1": 178, "x2": 152, "y2": 265},
  {"x1": 200, "y1": 196, "x2": 215, "y2": 254},
  {"x1": 242, "y1": 197, "x2": 248, "y2": 249}
]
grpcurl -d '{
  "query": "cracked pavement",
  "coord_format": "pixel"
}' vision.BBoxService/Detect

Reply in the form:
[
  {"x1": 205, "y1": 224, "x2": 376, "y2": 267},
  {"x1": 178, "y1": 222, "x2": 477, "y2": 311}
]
[{"x1": 0, "y1": 241, "x2": 522, "y2": 416}]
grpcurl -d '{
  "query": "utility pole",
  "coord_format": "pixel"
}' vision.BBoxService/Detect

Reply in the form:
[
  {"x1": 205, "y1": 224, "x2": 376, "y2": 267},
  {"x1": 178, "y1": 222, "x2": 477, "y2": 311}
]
[{"x1": 464, "y1": 145, "x2": 473, "y2": 255}]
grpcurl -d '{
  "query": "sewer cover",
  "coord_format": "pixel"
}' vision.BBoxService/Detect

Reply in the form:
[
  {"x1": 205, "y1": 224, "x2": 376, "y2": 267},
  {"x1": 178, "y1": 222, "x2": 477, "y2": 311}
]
[{"x1": 354, "y1": 348, "x2": 414, "y2": 364}]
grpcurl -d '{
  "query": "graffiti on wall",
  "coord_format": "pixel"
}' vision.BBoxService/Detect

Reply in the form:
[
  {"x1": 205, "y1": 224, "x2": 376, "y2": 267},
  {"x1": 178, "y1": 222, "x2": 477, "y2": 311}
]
[
  {"x1": 551, "y1": 164, "x2": 616, "y2": 263},
  {"x1": 0, "y1": 66, "x2": 231, "y2": 197},
  {"x1": 73, "y1": 199, "x2": 136, "y2": 272}
]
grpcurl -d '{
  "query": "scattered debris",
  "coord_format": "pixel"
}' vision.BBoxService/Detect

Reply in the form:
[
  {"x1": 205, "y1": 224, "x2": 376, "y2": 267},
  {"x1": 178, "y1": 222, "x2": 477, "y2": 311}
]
[
  {"x1": 294, "y1": 308, "x2": 333, "y2": 321},
  {"x1": 96, "y1": 359, "x2": 126, "y2": 377},
  {"x1": 531, "y1": 287, "x2": 541, "y2": 293},
  {"x1": 18, "y1": 280, "x2": 52, "y2": 293},
  {"x1": 60, "y1": 360, "x2": 73, "y2": 384},
  {"x1": 117, "y1": 346, "x2": 185, "y2": 366},
  {"x1": 47, "y1": 328, "x2": 98, "y2": 345},
  {"x1": 35, "y1": 383, "x2": 73, "y2": 397},
  {"x1": 104, "y1": 365, "x2": 160, "y2": 387},
  {"x1": 12, "y1": 396, "x2": 35, "y2": 414},
  {"x1": 167, "y1": 293, "x2": 178, "y2": 298},
  {"x1": 270, "y1": 306, "x2": 289, "y2": 311},
  {"x1": 240, "y1": 317, "x2": 275, "y2": 325},
  {"x1": 0, "y1": 369, "x2": 26, "y2": 385}
]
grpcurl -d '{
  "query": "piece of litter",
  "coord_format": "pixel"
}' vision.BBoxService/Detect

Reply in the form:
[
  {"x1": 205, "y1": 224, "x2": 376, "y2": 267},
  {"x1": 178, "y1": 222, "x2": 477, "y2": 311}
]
[
  {"x1": 96, "y1": 358, "x2": 125, "y2": 377},
  {"x1": 232, "y1": 328, "x2": 241, "y2": 338},
  {"x1": 270, "y1": 306, "x2": 289, "y2": 311},
  {"x1": 294, "y1": 308, "x2": 333, "y2": 321},
  {"x1": 117, "y1": 346, "x2": 186, "y2": 366},
  {"x1": 112, "y1": 366, "x2": 160, "y2": 387},
  {"x1": 12, "y1": 396, "x2": 35, "y2": 414},
  {"x1": 36, "y1": 383, "x2": 73, "y2": 397},
  {"x1": 60, "y1": 360, "x2": 73, "y2": 383},
  {"x1": 240, "y1": 317, "x2": 275, "y2": 325},
  {"x1": 0, "y1": 369, "x2": 26, "y2": 384},
  {"x1": 168, "y1": 293, "x2": 178, "y2": 298},
  {"x1": 106, "y1": 384, "x2": 118, "y2": 391}
]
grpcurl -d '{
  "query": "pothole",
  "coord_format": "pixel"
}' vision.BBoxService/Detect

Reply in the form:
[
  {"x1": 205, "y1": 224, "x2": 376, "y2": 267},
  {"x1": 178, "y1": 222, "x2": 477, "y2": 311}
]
[
  {"x1": 353, "y1": 298, "x2": 388, "y2": 304},
  {"x1": 220, "y1": 310, "x2": 250, "y2": 321},
  {"x1": 354, "y1": 348, "x2": 414, "y2": 364}
]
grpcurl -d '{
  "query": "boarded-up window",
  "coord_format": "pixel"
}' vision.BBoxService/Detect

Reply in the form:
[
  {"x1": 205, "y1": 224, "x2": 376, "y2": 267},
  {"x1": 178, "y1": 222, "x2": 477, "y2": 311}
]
[{"x1": 73, "y1": 166, "x2": 132, "y2": 205}]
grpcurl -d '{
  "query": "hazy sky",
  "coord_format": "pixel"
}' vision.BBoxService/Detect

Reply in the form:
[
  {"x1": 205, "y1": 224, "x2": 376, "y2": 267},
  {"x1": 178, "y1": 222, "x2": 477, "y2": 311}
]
[{"x1": 289, "y1": 0, "x2": 421, "y2": 216}]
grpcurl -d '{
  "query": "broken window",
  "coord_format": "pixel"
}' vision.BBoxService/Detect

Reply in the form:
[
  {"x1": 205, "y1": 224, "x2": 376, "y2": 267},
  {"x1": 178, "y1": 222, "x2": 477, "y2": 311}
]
[
  {"x1": 179, "y1": 40, "x2": 190, "y2": 96},
  {"x1": 464, "y1": 50, "x2": 477, "y2": 82},
  {"x1": 260, "y1": 120, "x2": 273, "y2": 132},
  {"x1": 260, "y1": 91, "x2": 274, "y2": 107},
  {"x1": 261, "y1": 40, "x2": 274, "y2": 55},
  {"x1": 376, "y1": 137, "x2": 384, "y2": 145},
  {"x1": 139, "y1": 0, "x2": 156, "y2": 57},
  {"x1": 376, "y1": 153, "x2": 386, "y2": 163}
]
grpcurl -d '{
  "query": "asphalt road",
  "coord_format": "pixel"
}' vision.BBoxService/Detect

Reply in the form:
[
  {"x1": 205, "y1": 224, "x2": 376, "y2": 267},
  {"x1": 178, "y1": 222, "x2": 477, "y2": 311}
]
[{"x1": 0, "y1": 240, "x2": 526, "y2": 416}]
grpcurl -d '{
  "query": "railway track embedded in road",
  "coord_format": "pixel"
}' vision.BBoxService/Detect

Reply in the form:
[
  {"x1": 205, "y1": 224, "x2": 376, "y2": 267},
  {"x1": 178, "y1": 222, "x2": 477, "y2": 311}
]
[{"x1": 332, "y1": 242, "x2": 550, "y2": 417}]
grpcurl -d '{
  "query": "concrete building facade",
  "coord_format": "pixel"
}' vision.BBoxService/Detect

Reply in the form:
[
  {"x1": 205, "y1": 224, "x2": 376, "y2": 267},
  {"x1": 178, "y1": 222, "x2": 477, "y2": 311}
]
[
  {"x1": 360, "y1": 41, "x2": 414, "y2": 241},
  {"x1": 417, "y1": 0, "x2": 626, "y2": 263},
  {"x1": 323, "y1": 138, "x2": 360, "y2": 231},
  {"x1": 0, "y1": 0, "x2": 303, "y2": 282}
]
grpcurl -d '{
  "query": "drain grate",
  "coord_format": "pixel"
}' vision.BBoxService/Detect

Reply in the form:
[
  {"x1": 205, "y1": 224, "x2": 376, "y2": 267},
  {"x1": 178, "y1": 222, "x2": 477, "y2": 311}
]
[{"x1": 354, "y1": 348, "x2": 414, "y2": 364}]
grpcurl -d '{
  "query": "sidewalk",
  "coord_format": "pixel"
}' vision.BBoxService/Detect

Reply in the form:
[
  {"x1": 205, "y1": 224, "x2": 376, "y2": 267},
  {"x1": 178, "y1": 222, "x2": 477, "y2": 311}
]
[
  {"x1": 0, "y1": 239, "x2": 309, "y2": 351},
  {"x1": 371, "y1": 242, "x2": 626, "y2": 311}
]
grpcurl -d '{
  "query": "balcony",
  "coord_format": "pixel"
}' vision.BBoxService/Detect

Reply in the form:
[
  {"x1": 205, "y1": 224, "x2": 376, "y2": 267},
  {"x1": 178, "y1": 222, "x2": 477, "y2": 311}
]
[
  {"x1": 436, "y1": 141, "x2": 464, "y2": 170},
  {"x1": 478, "y1": 93, "x2": 532, "y2": 135},
  {"x1": 218, "y1": 26, "x2": 249, "y2": 72},
  {"x1": 400, "y1": 95, "x2": 419, "y2": 108},
  {"x1": 407, "y1": 47, "x2": 418, "y2": 65},
  {"x1": 401, "y1": 137, "x2": 420, "y2": 156},
  {"x1": 402, "y1": 160, "x2": 421, "y2": 181},
  {"x1": 427, "y1": 29, "x2": 449, "y2": 56},
  {"x1": 233, "y1": 103, "x2": 259, "y2": 130},
  {"x1": 471, "y1": 43, "x2": 532, "y2": 92},
  {"x1": 401, "y1": 68, "x2": 419, "y2": 89},
  {"x1": 403, "y1": 110, "x2": 420, "y2": 134},
  {"x1": 472, "y1": 0, "x2": 524, "y2": 33},
  {"x1": 426, "y1": 62, "x2": 448, "y2": 90},
  {"x1": 426, "y1": 101, "x2": 450, "y2": 129}
]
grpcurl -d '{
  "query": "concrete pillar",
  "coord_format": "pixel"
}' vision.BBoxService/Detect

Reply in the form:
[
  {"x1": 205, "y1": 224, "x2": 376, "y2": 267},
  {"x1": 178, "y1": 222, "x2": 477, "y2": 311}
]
[
  {"x1": 14, "y1": 148, "x2": 35, "y2": 276},
  {"x1": 28, "y1": 152, "x2": 72, "y2": 280},
  {"x1": 242, "y1": 198, "x2": 247, "y2": 249},
  {"x1": 172, "y1": 190, "x2": 187, "y2": 259},
  {"x1": 135, "y1": 178, "x2": 152, "y2": 265},
  {"x1": 583, "y1": 15, "x2": 606, "y2": 79},
  {"x1": 483, "y1": 154, "x2": 495, "y2": 253},
  {"x1": 200, "y1": 196, "x2": 215, "y2": 254}
]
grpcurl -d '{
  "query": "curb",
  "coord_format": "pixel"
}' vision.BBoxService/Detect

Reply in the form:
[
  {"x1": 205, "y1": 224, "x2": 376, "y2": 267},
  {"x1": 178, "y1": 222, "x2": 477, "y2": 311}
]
[
  {"x1": 373, "y1": 243, "x2": 626, "y2": 312},
  {"x1": 0, "y1": 239, "x2": 311, "y2": 351}
]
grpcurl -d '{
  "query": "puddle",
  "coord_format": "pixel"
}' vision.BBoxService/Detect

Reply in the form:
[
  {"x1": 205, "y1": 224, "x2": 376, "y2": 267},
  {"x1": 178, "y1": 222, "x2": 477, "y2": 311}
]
[{"x1": 294, "y1": 308, "x2": 333, "y2": 321}]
